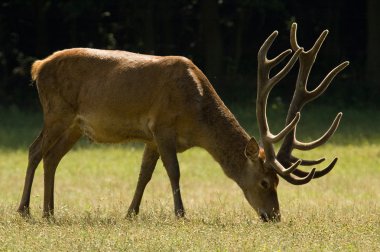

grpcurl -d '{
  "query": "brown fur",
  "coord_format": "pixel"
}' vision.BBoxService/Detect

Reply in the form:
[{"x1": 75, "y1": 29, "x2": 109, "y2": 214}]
[{"x1": 18, "y1": 48, "x2": 280, "y2": 220}]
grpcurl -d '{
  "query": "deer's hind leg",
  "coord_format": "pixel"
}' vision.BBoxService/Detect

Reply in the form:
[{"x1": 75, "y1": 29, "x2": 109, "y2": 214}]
[
  {"x1": 18, "y1": 131, "x2": 43, "y2": 216},
  {"x1": 39, "y1": 118, "x2": 82, "y2": 217}
]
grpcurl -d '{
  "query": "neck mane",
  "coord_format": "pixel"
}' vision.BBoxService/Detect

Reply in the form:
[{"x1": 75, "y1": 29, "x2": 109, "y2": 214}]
[{"x1": 197, "y1": 89, "x2": 251, "y2": 181}]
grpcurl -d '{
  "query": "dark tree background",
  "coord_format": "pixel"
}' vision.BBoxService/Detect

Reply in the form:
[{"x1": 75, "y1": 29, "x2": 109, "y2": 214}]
[{"x1": 0, "y1": 0, "x2": 376, "y2": 109}]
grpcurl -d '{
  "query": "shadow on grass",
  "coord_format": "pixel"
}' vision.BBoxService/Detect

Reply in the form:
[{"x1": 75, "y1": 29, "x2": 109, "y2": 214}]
[{"x1": 1, "y1": 105, "x2": 379, "y2": 151}]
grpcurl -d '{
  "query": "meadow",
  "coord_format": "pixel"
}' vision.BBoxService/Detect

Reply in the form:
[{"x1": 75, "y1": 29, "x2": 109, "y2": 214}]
[{"x1": 0, "y1": 104, "x2": 379, "y2": 251}]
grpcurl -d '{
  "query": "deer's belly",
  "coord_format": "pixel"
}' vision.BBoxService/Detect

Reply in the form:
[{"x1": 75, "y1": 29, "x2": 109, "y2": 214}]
[{"x1": 75, "y1": 114, "x2": 153, "y2": 143}]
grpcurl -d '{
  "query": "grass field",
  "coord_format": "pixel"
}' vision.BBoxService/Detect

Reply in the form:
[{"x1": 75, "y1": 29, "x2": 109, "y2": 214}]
[{"x1": 0, "y1": 105, "x2": 379, "y2": 251}]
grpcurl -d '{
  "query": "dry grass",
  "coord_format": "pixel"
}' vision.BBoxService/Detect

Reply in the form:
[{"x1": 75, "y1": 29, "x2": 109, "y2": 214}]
[{"x1": 0, "y1": 106, "x2": 379, "y2": 251}]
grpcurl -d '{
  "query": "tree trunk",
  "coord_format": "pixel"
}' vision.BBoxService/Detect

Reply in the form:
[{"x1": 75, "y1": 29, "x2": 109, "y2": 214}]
[
  {"x1": 367, "y1": 0, "x2": 380, "y2": 91},
  {"x1": 200, "y1": 0, "x2": 223, "y2": 83},
  {"x1": 33, "y1": 0, "x2": 49, "y2": 56},
  {"x1": 143, "y1": 1, "x2": 155, "y2": 54}
]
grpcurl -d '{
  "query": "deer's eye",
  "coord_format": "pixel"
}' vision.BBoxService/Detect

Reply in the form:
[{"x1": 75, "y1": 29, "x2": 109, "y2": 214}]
[{"x1": 260, "y1": 180, "x2": 270, "y2": 189}]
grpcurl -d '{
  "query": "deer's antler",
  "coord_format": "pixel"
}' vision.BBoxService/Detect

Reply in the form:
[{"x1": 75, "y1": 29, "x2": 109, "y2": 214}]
[{"x1": 257, "y1": 23, "x2": 349, "y2": 185}]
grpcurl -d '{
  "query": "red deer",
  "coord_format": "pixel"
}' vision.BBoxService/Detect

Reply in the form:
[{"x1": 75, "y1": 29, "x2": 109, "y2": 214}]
[{"x1": 18, "y1": 23, "x2": 348, "y2": 221}]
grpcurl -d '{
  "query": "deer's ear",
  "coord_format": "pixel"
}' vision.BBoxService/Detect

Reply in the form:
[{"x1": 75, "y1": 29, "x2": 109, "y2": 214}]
[{"x1": 245, "y1": 137, "x2": 260, "y2": 161}]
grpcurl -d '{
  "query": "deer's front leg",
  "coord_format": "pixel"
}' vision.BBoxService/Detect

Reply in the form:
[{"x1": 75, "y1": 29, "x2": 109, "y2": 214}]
[
  {"x1": 154, "y1": 132, "x2": 185, "y2": 217},
  {"x1": 127, "y1": 144, "x2": 159, "y2": 217},
  {"x1": 161, "y1": 150, "x2": 185, "y2": 217}
]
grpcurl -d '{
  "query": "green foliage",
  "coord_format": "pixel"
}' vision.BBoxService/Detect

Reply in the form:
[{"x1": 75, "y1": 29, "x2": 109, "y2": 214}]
[{"x1": 0, "y1": 105, "x2": 379, "y2": 250}]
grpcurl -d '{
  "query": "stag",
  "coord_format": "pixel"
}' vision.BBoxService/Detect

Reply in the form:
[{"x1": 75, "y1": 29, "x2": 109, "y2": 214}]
[{"x1": 18, "y1": 23, "x2": 348, "y2": 221}]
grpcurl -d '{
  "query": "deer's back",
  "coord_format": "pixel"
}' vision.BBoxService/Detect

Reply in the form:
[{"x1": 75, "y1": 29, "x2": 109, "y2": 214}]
[{"x1": 33, "y1": 48, "x2": 219, "y2": 146}]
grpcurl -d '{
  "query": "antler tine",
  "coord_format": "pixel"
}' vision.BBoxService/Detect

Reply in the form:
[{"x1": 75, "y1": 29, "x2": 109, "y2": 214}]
[
  {"x1": 279, "y1": 168, "x2": 316, "y2": 185},
  {"x1": 284, "y1": 112, "x2": 342, "y2": 167},
  {"x1": 293, "y1": 112, "x2": 342, "y2": 150},
  {"x1": 306, "y1": 29, "x2": 329, "y2": 56},
  {"x1": 291, "y1": 158, "x2": 337, "y2": 179},
  {"x1": 258, "y1": 31, "x2": 279, "y2": 61},
  {"x1": 269, "y1": 49, "x2": 293, "y2": 69},
  {"x1": 272, "y1": 158, "x2": 302, "y2": 176},
  {"x1": 271, "y1": 112, "x2": 300, "y2": 143},
  {"x1": 290, "y1": 156, "x2": 325, "y2": 166},
  {"x1": 270, "y1": 49, "x2": 302, "y2": 90},
  {"x1": 307, "y1": 61, "x2": 350, "y2": 102},
  {"x1": 290, "y1": 23, "x2": 301, "y2": 51}
]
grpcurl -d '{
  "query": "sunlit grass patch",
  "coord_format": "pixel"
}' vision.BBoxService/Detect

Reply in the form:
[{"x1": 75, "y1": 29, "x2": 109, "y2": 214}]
[{"x1": 0, "y1": 106, "x2": 379, "y2": 250}]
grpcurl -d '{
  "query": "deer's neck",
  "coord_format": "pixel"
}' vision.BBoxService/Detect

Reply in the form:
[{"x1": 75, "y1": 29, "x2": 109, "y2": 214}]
[{"x1": 198, "y1": 99, "x2": 250, "y2": 181}]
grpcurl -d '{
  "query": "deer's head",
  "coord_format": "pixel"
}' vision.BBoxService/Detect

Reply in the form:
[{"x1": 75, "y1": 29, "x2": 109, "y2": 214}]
[{"x1": 239, "y1": 138, "x2": 280, "y2": 222}]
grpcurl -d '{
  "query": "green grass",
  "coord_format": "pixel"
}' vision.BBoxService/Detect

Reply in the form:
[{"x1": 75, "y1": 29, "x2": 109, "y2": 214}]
[{"x1": 0, "y1": 105, "x2": 379, "y2": 251}]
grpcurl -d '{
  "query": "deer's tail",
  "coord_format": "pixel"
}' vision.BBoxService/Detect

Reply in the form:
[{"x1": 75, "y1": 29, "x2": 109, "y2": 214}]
[{"x1": 31, "y1": 60, "x2": 44, "y2": 81}]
